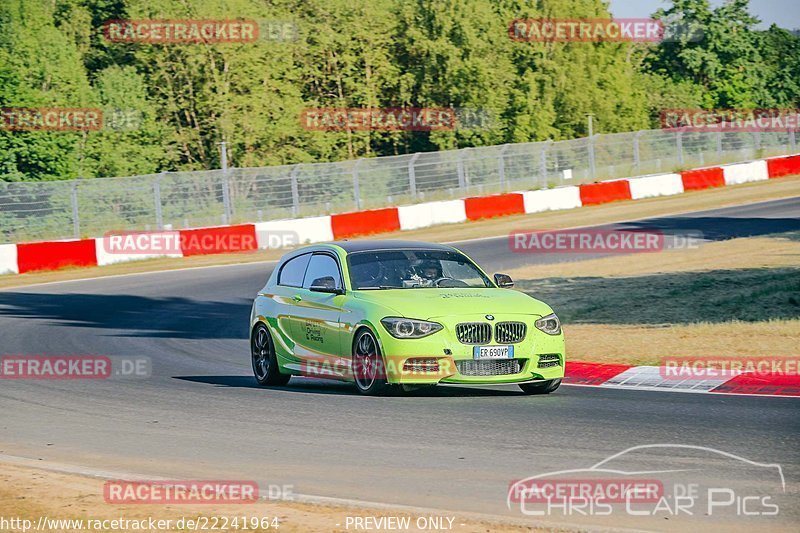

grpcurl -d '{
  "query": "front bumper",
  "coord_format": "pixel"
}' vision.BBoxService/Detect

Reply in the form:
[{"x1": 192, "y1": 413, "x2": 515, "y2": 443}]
[{"x1": 376, "y1": 314, "x2": 565, "y2": 385}]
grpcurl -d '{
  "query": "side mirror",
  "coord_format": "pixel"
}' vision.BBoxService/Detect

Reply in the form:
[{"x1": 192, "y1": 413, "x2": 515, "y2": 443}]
[
  {"x1": 309, "y1": 276, "x2": 344, "y2": 295},
  {"x1": 494, "y1": 273, "x2": 514, "y2": 288}
]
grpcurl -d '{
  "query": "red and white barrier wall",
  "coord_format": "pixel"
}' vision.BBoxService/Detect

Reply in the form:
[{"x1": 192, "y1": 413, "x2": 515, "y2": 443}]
[
  {"x1": 522, "y1": 186, "x2": 583, "y2": 213},
  {"x1": 256, "y1": 215, "x2": 333, "y2": 245},
  {"x1": 0, "y1": 244, "x2": 19, "y2": 275},
  {"x1": 628, "y1": 173, "x2": 683, "y2": 199},
  {"x1": 398, "y1": 200, "x2": 467, "y2": 230},
  {"x1": 1, "y1": 153, "x2": 798, "y2": 275}
]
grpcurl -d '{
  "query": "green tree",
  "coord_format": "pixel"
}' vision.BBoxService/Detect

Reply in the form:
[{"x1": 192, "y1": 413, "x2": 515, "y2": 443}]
[
  {"x1": 756, "y1": 24, "x2": 800, "y2": 107},
  {"x1": 0, "y1": 0, "x2": 95, "y2": 181},
  {"x1": 647, "y1": 0, "x2": 771, "y2": 108}
]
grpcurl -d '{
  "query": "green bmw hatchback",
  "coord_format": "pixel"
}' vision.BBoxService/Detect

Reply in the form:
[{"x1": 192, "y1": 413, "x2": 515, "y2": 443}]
[{"x1": 250, "y1": 240, "x2": 565, "y2": 395}]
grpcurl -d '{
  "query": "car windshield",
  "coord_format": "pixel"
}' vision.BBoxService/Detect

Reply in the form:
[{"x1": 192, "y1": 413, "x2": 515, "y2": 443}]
[{"x1": 347, "y1": 249, "x2": 492, "y2": 290}]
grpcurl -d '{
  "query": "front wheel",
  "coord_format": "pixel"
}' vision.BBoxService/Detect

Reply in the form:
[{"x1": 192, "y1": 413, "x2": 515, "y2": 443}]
[
  {"x1": 352, "y1": 329, "x2": 390, "y2": 396},
  {"x1": 519, "y1": 378, "x2": 561, "y2": 395},
  {"x1": 251, "y1": 323, "x2": 290, "y2": 386}
]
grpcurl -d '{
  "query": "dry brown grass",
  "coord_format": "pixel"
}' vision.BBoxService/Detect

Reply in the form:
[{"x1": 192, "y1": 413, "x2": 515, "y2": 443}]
[
  {"x1": 508, "y1": 234, "x2": 800, "y2": 365},
  {"x1": 0, "y1": 462, "x2": 547, "y2": 533},
  {"x1": 1, "y1": 174, "x2": 798, "y2": 290},
  {"x1": 506, "y1": 234, "x2": 800, "y2": 279},
  {"x1": 564, "y1": 321, "x2": 800, "y2": 366}
]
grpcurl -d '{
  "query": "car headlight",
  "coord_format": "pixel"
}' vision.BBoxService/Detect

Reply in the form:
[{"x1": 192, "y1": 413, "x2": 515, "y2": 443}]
[
  {"x1": 380, "y1": 317, "x2": 442, "y2": 339},
  {"x1": 535, "y1": 313, "x2": 561, "y2": 335}
]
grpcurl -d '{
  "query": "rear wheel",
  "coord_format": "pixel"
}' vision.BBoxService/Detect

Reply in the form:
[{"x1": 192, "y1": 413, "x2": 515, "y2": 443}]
[
  {"x1": 519, "y1": 378, "x2": 561, "y2": 395},
  {"x1": 352, "y1": 329, "x2": 390, "y2": 396},
  {"x1": 251, "y1": 323, "x2": 290, "y2": 386}
]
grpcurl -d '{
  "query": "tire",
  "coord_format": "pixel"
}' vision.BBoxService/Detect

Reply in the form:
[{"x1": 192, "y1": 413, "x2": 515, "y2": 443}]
[
  {"x1": 251, "y1": 323, "x2": 290, "y2": 386},
  {"x1": 519, "y1": 378, "x2": 561, "y2": 395},
  {"x1": 352, "y1": 329, "x2": 390, "y2": 396}
]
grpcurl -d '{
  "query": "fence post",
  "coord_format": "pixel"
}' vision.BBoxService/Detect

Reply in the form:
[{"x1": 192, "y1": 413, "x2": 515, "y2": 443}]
[
  {"x1": 587, "y1": 114, "x2": 596, "y2": 181},
  {"x1": 498, "y1": 144, "x2": 510, "y2": 189},
  {"x1": 154, "y1": 173, "x2": 164, "y2": 230},
  {"x1": 790, "y1": 130, "x2": 797, "y2": 150},
  {"x1": 677, "y1": 131, "x2": 684, "y2": 166},
  {"x1": 290, "y1": 164, "x2": 301, "y2": 216},
  {"x1": 457, "y1": 149, "x2": 466, "y2": 190},
  {"x1": 716, "y1": 130, "x2": 722, "y2": 156},
  {"x1": 222, "y1": 174, "x2": 232, "y2": 224},
  {"x1": 352, "y1": 159, "x2": 363, "y2": 210},
  {"x1": 408, "y1": 153, "x2": 421, "y2": 197},
  {"x1": 220, "y1": 141, "x2": 232, "y2": 224},
  {"x1": 70, "y1": 181, "x2": 80, "y2": 239},
  {"x1": 633, "y1": 130, "x2": 642, "y2": 174},
  {"x1": 539, "y1": 140, "x2": 551, "y2": 187},
  {"x1": 754, "y1": 130, "x2": 762, "y2": 152}
]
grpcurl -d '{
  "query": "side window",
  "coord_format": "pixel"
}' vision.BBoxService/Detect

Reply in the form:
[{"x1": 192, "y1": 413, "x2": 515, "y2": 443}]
[
  {"x1": 278, "y1": 254, "x2": 311, "y2": 287},
  {"x1": 302, "y1": 254, "x2": 342, "y2": 289}
]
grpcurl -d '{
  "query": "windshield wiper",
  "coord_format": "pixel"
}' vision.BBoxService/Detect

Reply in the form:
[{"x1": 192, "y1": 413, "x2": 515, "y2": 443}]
[{"x1": 357, "y1": 285, "x2": 398, "y2": 290}]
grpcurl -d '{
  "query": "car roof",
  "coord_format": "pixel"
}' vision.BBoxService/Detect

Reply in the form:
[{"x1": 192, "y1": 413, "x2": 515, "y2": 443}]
[
  {"x1": 278, "y1": 240, "x2": 459, "y2": 264},
  {"x1": 328, "y1": 240, "x2": 455, "y2": 253}
]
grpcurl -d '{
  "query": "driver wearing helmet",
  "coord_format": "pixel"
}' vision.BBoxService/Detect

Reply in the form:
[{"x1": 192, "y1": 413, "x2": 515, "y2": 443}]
[{"x1": 413, "y1": 259, "x2": 442, "y2": 287}]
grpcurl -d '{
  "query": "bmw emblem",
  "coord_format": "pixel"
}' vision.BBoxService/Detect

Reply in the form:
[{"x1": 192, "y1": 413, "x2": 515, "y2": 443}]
[{"x1": 485, "y1": 314, "x2": 495, "y2": 320}]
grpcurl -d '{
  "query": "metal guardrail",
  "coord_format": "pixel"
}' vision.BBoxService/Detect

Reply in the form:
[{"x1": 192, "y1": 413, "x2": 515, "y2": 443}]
[{"x1": 0, "y1": 128, "x2": 796, "y2": 243}]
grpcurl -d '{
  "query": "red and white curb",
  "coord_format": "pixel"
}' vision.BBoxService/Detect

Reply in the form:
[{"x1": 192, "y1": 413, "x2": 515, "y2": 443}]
[
  {"x1": 1, "y1": 153, "x2": 798, "y2": 275},
  {"x1": 564, "y1": 362, "x2": 800, "y2": 397}
]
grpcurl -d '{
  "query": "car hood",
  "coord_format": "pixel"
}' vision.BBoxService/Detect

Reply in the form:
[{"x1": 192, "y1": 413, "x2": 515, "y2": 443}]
[{"x1": 352, "y1": 288, "x2": 552, "y2": 319}]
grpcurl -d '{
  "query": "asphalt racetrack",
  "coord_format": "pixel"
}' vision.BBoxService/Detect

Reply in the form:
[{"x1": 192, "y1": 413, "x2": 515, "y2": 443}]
[{"x1": 1, "y1": 197, "x2": 798, "y2": 530}]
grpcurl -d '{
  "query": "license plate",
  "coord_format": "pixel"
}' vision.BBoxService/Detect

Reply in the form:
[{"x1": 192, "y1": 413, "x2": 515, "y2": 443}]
[{"x1": 473, "y1": 345, "x2": 514, "y2": 360}]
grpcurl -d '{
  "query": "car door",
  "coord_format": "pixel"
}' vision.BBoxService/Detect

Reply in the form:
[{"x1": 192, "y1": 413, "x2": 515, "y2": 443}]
[
  {"x1": 269, "y1": 252, "x2": 312, "y2": 367},
  {"x1": 292, "y1": 252, "x2": 348, "y2": 377}
]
